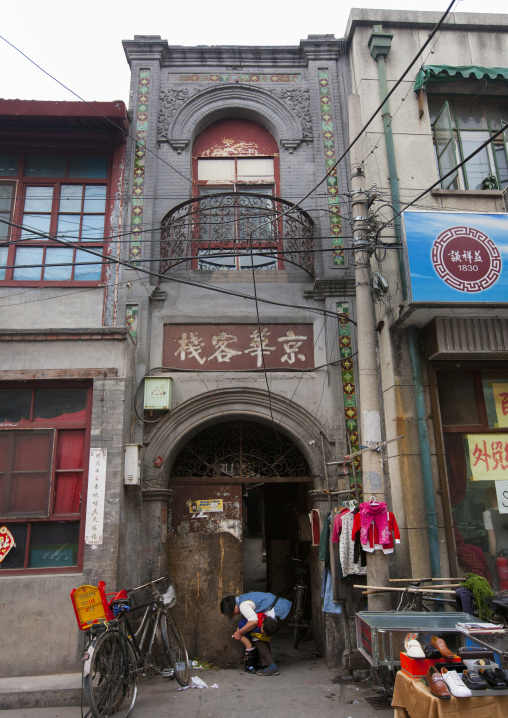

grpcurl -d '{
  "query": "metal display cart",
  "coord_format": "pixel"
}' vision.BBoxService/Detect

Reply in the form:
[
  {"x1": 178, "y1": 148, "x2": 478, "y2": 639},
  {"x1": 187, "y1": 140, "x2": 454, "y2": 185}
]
[{"x1": 355, "y1": 611, "x2": 478, "y2": 670}]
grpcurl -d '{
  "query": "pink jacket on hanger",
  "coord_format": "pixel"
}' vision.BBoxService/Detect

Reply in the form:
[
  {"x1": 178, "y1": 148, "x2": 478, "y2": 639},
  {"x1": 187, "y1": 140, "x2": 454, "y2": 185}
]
[{"x1": 351, "y1": 510, "x2": 401, "y2": 554}]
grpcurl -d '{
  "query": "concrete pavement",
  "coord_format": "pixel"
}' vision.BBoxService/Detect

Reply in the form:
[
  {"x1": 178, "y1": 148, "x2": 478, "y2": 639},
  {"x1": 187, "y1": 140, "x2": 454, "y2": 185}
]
[{"x1": 0, "y1": 633, "x2": 392, "y2": 718}]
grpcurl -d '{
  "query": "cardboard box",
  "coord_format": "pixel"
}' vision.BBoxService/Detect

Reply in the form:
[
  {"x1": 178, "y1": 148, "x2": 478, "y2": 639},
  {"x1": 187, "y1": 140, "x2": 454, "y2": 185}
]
[{"x1": 399, "y1": 652, "x2": 461, "y2": 678}]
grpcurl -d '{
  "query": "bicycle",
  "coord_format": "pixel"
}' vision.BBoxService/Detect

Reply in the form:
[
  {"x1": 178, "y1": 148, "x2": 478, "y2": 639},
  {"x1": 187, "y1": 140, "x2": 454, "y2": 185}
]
[
  {"x1": 394, "y1": 579, "x2": 457, "y2": 612},
  {"x1": 72, "y1": 575, "x2": 189, "y2": 718},
  {"x1": 287, "y1": 558, "x2": 311, "y2": 649}
]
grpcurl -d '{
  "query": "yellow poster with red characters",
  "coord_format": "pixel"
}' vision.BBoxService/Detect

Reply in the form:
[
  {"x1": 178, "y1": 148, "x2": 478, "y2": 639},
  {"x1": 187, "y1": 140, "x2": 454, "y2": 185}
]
[
  {"x1": 0, "y1": 526, "x2": 16, "y2": 563},
  {"x1": 468, "y1": 434, "x2": 508, "y2": 481},
  {"x1": 492, "y1": 383, "x2": 508, "y2": 428}
]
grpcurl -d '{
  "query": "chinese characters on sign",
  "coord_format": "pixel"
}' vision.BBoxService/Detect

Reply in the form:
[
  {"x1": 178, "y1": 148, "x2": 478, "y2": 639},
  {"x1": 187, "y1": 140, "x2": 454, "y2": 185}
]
[
  {"x1": 492, "y1": 383, "x2": 508, "y2": 428},
  {"x1": 467, "y1": 434, "x2": 508, "y2": 482},
  {"x1": 403, "y1": 212, "x2": 508, "y2": 303},
  {"x1": 164, "y1": 325, "x2": 314, "y2": 370},
  {"x1": 85, "y1": 448, "x2": 107, "y2": 546}
]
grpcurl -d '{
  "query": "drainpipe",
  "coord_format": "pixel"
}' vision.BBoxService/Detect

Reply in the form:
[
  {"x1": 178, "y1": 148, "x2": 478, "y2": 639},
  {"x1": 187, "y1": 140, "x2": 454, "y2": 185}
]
[
  {"x1": 349, "y1": 93, "x2": 389, "y2": 610},
  {"x1": 368, "y1": 25, "x2": 406, "y2": 300},
  {"x1": 368, "y1": 26, "x2": 441, "y2": 577}
]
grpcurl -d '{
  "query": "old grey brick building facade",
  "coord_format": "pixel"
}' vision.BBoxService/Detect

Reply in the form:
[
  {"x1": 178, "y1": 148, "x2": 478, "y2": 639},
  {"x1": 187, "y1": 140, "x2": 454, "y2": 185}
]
[{"x1": 120, "y1": 35, "x2": 358, "y2": 665}]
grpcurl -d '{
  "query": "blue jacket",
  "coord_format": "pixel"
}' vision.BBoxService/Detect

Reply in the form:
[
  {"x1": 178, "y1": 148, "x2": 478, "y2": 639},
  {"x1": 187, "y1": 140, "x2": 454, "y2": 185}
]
[{"x1": 237, "y1": 591, "x2": 292, "y2": 620}]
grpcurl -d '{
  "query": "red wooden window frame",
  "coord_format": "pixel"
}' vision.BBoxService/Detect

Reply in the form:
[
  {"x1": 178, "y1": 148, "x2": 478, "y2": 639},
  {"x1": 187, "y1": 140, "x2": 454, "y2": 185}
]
[
  {"x1": 0, "y1": 382, "x2": 92, "y2": 574},
  {"x1": 191, "y1": 119, "x2": 283, "y2": 270},
  {"x1": 0, "y1": 150, "x2": 112, "y2": 286}
]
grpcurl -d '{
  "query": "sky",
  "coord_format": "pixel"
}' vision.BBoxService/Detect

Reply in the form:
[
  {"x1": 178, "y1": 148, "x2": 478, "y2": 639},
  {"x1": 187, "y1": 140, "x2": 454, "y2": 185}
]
[{"x1": 1, "y1": 1, "x2": 508, "y2": 107}]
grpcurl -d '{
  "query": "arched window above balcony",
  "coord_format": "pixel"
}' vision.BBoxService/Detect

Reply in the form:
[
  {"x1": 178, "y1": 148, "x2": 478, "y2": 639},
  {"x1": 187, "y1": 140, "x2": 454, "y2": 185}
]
[{"x1": 160, "y1": 119, "x2": 314, "y2": 276}]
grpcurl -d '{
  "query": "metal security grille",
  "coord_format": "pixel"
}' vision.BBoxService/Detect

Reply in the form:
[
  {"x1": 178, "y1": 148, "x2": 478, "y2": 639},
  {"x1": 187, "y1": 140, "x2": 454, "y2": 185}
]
[{"x1": 170, "y1": 421, "x2": 309, "y2": 478}]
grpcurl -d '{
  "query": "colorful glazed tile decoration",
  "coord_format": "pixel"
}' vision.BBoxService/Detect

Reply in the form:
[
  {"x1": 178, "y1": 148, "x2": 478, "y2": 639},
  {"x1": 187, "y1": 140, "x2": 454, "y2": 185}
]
[
  {"x1": 337, "y1": 302, "x2": 362, "y2": 495},
  {"x1": 126, "y1": 304, "x2": 138, "y2": 339},
  {"x1": 129, "y1": 69, "x2": 151, "y2": 264},
  {"x1": 168, "y1": 74, "x2": 300, "y2": 83},
  {"x1": 319, "y1": 69, "x2": 344, "y2": 266}
]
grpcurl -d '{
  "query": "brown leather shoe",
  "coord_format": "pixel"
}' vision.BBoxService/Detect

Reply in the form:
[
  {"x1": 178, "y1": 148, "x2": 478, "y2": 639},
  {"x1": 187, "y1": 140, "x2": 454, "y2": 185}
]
[
  {"x1": 430, "y1": 635, "x2": 454, "y2": 659},
  {"x1": 427, "y1": 666, "x2": 451, "y2": 699}
]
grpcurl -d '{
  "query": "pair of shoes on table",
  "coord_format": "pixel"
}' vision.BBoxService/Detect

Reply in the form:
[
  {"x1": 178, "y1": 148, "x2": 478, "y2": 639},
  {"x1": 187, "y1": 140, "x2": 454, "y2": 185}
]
[
  {"x1": 477, "y1": 660, "x2": 508, "y2": 689},
  {"x1": 427, "y1": 667, "x2": 473, "y2": 699},
  {"x1": 462, "y1": 670, "x2": 488, "y2": 690},
  {"x1": 430, "y1": 635, "x2": 454, "y2": 659},
  {"x1": 256, "y1": 665, "x2": 280, "y2": 676},
  {"x1": 404, "y1": 632, "x2": 425, "y2": 658}
]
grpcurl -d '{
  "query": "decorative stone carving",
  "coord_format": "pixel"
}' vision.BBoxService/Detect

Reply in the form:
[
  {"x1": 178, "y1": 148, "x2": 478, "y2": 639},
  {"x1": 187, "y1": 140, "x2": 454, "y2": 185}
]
[
  {"x1": 269, "y1": 88, "x2": 312, "y2": 140},
  {"x1": 158, "y1": 88, "x2": 200, "y2": 140}
]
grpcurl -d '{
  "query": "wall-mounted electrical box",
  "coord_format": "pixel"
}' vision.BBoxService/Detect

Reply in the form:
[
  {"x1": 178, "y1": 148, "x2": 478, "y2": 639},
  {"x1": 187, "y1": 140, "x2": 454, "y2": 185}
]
[
  {"x1": 143, "y1": 377, "x2": 172, "y2": 410},
  {"x1": 124, "y1": 444, "x2": 142, "y2": 485}
]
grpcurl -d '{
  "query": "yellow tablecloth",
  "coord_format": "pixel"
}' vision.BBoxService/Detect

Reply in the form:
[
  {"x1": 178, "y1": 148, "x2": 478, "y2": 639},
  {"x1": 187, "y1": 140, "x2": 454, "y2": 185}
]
[{"x1": 392, "y1": 670, "x2": 508, "y2": 718}]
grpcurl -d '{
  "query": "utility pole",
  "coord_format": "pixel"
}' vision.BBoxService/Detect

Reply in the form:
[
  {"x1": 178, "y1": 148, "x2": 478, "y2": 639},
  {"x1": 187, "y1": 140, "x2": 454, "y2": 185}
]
[{"x1": 348, "y1": 93, "x2": 390, "y2": 610}]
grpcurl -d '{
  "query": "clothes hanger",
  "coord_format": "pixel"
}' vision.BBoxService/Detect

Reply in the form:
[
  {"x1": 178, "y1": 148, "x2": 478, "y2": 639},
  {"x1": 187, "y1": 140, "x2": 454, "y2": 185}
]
[{"x1": 369, "y1": 495, "x2": 379, "y2": 506}]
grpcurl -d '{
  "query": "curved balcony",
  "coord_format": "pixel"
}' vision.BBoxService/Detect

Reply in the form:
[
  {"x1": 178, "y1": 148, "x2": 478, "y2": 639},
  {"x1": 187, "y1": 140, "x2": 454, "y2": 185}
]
[{"x1": 160, "y1": 192, "x2": 314, "y2": 277}]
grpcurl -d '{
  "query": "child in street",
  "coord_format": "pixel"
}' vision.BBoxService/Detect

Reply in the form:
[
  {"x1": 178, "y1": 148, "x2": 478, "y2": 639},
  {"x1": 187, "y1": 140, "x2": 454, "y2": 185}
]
[{"x1": 237, "y1": 612, "x2": 278, "y2": 674}]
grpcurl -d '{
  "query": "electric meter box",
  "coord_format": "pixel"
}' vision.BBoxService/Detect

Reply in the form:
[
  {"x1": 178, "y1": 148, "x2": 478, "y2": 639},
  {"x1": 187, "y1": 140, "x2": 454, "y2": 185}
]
[
  {"x1": 124, "y1": 444, "x2": 142, "y2": 485},
  {"x1": 144, "y1": 377, "x2": 172, "y2": 410}
]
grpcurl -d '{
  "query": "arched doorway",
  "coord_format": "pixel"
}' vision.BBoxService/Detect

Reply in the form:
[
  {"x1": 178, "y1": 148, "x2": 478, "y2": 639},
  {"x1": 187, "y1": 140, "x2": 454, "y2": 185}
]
[{"x1": 167, "y1": 420, "x2": 312, "y2": 663}]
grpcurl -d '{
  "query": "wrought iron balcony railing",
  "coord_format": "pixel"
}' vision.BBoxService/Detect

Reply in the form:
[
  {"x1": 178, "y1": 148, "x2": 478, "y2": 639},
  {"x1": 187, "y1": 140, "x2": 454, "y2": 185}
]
[{"x1": 160, "y1": 192, "x2": 314, "y2": 276}]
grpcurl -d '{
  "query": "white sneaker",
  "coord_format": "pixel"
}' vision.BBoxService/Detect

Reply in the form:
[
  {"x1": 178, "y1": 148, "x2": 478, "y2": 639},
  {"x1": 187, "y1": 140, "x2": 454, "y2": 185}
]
[{"x1": 441, "y1": 669, "x2": 472, "y2": 698}]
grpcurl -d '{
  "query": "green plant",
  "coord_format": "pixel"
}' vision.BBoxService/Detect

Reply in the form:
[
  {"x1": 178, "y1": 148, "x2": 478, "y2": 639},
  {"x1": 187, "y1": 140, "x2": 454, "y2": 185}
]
[
  {"x1": 461, "y1": 573, "x2": 494, "y2": 620},
  {"x1": 481, "y1": 175, "x2": 499, "y2": 190}
]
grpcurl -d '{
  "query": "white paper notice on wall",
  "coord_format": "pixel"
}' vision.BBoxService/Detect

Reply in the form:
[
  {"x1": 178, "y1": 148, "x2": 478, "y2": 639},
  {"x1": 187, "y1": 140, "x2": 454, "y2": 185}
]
[
  {"x1": 85, "y1": 448, "x2": 107, "y2": 546},
  {"x1": 495, "y1": 480, "x2": 508, "y2": 515},
  {"x1": 363, "y1": 410, "x2": 382, "y2": 446}
]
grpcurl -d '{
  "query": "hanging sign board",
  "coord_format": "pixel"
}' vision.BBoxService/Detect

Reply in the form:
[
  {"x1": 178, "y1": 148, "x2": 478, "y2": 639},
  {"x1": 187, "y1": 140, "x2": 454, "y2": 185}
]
[
  {"x1": 467, "y1": 434, "x2": 508, "y2": 482},
  {"x1": 403, "y1": 211, "x2": 508, "y2": 303},
  {"x1": 85, "y1": 448, "x2": 107, "y2": 545}
]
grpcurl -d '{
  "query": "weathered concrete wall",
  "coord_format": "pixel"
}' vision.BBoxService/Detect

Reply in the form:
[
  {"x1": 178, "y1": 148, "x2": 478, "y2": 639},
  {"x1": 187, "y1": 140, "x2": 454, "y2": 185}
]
[
  {"x1": 0, "y1": 288, "x2": 106, "y2": 330},
  {"x1": 0, "y1": 332, "x2": 131, "y2": 375},
  {"x1": 0, "y1": 574, "x2": 82, "y2": 677}
]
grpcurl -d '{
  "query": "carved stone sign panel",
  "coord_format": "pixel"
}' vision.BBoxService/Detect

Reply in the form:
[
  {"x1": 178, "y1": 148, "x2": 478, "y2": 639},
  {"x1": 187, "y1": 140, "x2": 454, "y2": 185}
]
[{"x1": 163, "y1": 324, "x2": 314, "y2": 370}]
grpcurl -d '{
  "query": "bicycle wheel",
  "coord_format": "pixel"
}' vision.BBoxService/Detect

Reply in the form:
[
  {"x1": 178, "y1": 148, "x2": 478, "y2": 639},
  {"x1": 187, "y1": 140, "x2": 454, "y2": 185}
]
[
  {"x1": 161, "y1": 609, "x2": 190, "y2": 686},
  {"x1": 153, "y1": 616, "x2": 172, "y2": 675},
  {"x1": 84, "y1": 629, "x2": 137, "y2": 718}
]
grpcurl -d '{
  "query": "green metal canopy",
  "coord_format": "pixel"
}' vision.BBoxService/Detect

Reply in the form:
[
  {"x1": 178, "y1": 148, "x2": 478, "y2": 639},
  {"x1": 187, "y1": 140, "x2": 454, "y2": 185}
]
[{"x1": 414, "y1": 65, "x2": 508, "y2": 93}]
